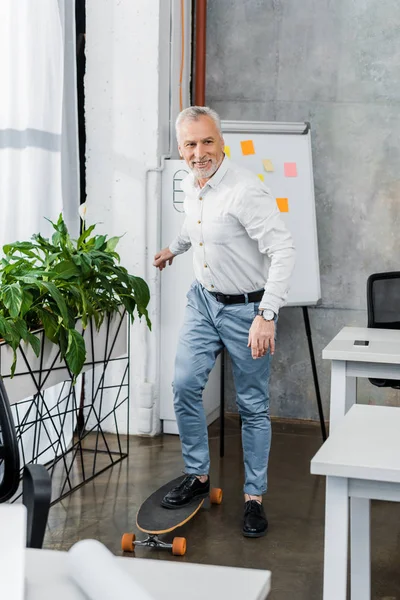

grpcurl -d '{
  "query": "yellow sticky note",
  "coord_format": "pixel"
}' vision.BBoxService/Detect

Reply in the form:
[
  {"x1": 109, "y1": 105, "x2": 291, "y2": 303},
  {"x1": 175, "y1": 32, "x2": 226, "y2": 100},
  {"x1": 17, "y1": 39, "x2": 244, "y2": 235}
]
[
  {"x1": 240, "y1": 140, "x2": 255, "y2": 155},
  {"x1": 276, "y1": 198, "x2": 289, "y2": 212},
  {"x1": 257, "y1": 174, "x2": 264, "y2": 181},
  {"x1": 263, "y1": 159, "x2": 274, "y2": 172},
  {"x1": 224, "y1": 145, "x2": 231, "y2": 158}
]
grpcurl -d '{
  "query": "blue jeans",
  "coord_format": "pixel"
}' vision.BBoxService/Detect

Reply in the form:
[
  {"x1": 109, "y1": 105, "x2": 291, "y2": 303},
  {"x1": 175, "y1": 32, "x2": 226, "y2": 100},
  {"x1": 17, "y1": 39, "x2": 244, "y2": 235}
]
[{"x1": 173, "y1": 281, "x2": 273, "y2": 495}]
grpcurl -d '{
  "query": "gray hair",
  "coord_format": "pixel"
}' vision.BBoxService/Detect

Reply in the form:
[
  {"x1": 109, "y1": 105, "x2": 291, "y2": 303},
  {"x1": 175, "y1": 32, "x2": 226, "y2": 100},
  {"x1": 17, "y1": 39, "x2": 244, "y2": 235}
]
[{"x1": 175, "y1": 106, "x2": 222, "y2": 141}]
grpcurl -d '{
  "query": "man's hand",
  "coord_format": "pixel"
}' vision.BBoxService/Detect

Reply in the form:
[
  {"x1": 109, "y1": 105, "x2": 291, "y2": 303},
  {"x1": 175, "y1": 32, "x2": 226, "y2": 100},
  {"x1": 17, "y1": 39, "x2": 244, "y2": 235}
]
[
  {"x1": 248, "y1": 317, "x2": 275, "y2": 359},
  {"x1": 153, "y1": 247, "x2": 175, "y2": 271}
]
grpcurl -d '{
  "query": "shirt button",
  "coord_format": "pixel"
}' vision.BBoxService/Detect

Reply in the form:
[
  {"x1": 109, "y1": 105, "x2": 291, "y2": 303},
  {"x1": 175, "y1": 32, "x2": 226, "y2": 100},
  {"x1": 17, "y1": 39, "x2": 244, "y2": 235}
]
[
  {"x1": 197, "y1": 220, "x2": 201, "y2": 224},
  {"x1": 211, "y1": 285, "x2": 214, "y2": 289},
  {"x1": 199, "y1": 242, "x2": 203, "y2": 246},
  {"x1": 204, "y1": 264, "x2": 207, "y2": 268},
  {"x1": 199, "y1": 197, "x2": 203, "y2": 201}
]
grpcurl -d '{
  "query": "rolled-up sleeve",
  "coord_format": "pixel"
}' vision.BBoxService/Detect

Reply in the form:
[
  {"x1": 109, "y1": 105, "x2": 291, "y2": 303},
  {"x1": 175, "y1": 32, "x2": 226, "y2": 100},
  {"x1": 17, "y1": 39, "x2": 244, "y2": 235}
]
[
  {"x1": 169, "y1": 216, "x2": 192, "y2": 256},
  {"x1": 235, "y1": 184, "x2": 296, "y2": 314}
]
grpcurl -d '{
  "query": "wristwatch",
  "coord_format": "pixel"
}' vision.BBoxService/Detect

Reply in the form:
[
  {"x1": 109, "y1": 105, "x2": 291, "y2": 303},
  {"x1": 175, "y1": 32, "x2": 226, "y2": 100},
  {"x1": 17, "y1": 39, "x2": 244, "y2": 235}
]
[{"x1": 257, "y1": 309, "x2": 276, "y2": 321}]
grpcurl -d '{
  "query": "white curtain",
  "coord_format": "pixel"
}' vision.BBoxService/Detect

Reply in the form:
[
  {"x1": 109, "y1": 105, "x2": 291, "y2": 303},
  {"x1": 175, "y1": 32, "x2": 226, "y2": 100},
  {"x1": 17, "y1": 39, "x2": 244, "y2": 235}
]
[
  {"x1": 0, "y1": 0, "x2": 80, "y2": 466},
  {"x1": 0, "y1": 0, "x2": 79, "y2": 243}
]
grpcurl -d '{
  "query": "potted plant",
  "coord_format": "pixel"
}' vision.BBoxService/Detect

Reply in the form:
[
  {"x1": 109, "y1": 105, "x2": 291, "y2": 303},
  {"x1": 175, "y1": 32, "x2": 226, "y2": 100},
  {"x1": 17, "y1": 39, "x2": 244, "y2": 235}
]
[{"x1": 0, "y1": 211, "x2": 150, "y2": 401}]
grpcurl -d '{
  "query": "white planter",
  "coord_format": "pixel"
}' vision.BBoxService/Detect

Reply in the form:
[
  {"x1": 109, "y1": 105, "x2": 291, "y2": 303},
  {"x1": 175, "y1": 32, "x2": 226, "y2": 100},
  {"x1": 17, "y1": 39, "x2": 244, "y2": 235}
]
[{"x1": 0, "y1": 311, "x2": 128, "y2": 404}]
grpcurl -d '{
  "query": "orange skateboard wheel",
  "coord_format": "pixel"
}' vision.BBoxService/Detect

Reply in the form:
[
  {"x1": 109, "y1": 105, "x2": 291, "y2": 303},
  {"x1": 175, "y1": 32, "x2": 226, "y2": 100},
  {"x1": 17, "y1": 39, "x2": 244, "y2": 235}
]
[
  {"x1": 210, "y1": 487, "x2": 223, "y2": 504},
  {"x1": 121, "y1": 532, "x2": 136, "y2": 552},
  {"x1": 172, "y1": 537, "x2": 187, "y2": 556}
]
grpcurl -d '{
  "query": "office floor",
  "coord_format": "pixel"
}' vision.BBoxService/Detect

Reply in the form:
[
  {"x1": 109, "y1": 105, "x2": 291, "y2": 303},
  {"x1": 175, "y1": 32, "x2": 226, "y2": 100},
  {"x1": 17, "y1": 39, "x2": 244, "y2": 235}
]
[{"x1": 44, "y1": 416, "x2": 400, "y2": 600}]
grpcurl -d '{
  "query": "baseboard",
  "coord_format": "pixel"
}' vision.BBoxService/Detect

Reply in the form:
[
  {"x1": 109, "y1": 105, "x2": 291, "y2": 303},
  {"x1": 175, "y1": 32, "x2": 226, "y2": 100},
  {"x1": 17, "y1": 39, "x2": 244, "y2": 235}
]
[{"x1": 162, "y1": 406, "x2": 220, "y2": 436}]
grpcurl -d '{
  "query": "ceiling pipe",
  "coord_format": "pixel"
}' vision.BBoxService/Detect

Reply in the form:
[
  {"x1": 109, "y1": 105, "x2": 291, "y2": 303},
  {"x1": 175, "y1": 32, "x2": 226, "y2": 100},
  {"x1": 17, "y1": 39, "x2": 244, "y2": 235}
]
[{"x1": 194, "y1": 0, "x2": 207, "y2": 106}]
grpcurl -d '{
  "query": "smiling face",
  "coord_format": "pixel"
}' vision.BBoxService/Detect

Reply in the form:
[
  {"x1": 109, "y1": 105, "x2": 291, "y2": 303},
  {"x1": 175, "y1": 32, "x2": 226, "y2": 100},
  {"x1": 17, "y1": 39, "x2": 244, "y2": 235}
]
[{"x1": 177, "y1": 115, "x2": 225, "y2": 185}]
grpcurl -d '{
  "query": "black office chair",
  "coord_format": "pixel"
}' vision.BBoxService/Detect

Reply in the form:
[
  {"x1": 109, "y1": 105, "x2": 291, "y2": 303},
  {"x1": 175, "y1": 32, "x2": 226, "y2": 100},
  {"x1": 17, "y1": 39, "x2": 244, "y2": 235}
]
[
  {"x1": 367, "y1": 271, "x2": 400, "y2": 389},
  {"x1": 0, "y1": 378, "x2": 51, "y2": 548}
]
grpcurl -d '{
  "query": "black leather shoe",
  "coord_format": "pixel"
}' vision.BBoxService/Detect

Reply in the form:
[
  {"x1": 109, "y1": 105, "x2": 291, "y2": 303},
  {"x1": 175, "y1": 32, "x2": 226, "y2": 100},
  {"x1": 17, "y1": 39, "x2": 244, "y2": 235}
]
[
  {"x1": 161, "y1": 474, "x2": 210, "y2": 509},
  {"x1": 243, "y1": 500, "x2": 268, "y2": 537}
]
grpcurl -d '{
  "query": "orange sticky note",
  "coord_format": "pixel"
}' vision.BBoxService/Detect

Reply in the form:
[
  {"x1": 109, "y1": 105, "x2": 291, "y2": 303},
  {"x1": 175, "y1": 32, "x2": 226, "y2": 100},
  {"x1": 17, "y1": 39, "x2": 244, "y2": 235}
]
[
  {"x1": 276, "y1": 198, "x2": 289, "y2": 212},
  {"x1": 284, "y1": 162, "x2": 297, "y2": 177},
  {"x1": 224, "y1": 145, "x2": 231, "y2": 158},
  {"x1": 240, "y1": 140, "x2": 255, "y2": 155},
  {"x1": 257, "y1": 174, "x2": 264, "y2": 181},
  {"x1": 263, "y1": 159, "x2": 274, "y2": 172}
]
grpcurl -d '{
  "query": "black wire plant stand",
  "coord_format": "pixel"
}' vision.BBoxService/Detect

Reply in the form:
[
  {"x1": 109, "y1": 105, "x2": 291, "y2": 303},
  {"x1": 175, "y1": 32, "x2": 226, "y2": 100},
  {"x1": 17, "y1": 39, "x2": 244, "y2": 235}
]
[{"x1": 0, "y1": 310, "x2": 130, "y2": 505}]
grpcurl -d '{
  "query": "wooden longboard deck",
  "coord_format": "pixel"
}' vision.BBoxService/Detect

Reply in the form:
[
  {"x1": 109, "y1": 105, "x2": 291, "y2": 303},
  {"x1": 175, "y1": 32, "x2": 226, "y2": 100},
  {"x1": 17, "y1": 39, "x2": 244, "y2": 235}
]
[{"x1": 136, "y1": 476, "x2": 205, "y2": 535}]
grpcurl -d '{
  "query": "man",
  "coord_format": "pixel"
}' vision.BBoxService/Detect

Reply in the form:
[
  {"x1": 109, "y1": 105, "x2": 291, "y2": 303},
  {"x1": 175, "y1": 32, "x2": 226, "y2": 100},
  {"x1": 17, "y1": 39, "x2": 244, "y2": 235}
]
[{"x1": 154, "y1": 106, "x2": 295, "y2": 537}]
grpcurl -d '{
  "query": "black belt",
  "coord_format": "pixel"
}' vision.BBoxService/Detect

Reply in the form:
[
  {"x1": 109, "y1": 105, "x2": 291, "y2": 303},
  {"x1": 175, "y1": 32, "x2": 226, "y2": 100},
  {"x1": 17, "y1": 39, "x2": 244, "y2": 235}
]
[{"x1": 209, "y1": 289, "x2": 264, "y2": 305}]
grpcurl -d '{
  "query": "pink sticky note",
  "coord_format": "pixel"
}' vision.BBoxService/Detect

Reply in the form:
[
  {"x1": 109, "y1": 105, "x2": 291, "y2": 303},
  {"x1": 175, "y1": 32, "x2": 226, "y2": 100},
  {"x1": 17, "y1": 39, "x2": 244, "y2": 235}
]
[{"x1": 284, "y1": 162, "x2": 297, "y2": 177}]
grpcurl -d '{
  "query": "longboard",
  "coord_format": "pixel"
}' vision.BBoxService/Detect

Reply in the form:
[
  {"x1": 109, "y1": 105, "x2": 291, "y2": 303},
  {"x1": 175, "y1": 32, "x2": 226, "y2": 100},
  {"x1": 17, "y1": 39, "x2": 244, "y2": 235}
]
[{"x1": 121, "y1": 475, "x2": 222, "y2": 556}]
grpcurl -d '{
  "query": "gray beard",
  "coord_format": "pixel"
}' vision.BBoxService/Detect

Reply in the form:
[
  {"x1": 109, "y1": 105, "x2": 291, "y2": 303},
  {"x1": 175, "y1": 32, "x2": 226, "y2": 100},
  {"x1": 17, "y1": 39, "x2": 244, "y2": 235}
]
[{"x1": 191, "y1": 158, "x2": 220, "y2": 180}]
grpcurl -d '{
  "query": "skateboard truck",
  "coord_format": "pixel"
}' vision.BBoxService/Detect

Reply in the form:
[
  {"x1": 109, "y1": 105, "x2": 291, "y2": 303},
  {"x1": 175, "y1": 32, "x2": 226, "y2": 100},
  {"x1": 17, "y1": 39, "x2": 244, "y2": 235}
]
[{"x1": 122, "y1": 532, "x2": 187, "y2": 556}]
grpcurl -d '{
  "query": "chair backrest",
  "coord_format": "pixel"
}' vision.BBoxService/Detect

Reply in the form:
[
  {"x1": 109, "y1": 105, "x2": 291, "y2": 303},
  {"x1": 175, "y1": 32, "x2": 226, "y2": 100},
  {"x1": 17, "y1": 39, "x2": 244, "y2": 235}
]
[
  {"x1": 367, "y1": 271, "x2": 400, "y2": 330},
  {"x1": 367, "y1": 272, "x2": 400, "y2": 389},
  {"x1": 0, "y1": 378, "x2": 20, "y2": 503}
]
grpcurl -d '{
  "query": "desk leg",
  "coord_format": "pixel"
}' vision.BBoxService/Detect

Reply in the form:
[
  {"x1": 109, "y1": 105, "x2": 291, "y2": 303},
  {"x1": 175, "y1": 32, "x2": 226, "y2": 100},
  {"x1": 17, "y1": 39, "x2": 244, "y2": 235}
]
[
  {"x1": 350, "y1": 497, "x2": 371, "y2": 600},
  {"x1": 346, "y1": 376, "x2": 357, "y2": 414},
  {"x1": 330, "y1": 361, "x2": 356, "y2": 432},
  {"x1": 323, "y1": 476, "x2": 348, "y2": 600}
]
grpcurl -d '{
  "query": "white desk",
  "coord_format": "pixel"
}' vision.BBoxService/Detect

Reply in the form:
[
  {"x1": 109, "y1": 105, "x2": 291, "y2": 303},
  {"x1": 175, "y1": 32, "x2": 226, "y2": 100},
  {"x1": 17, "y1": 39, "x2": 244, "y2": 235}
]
[
  {"x1": 322, "y1": 327, "x2": 400, "y2": 431},
  {"x1": 25, "y1": 548, "x2": 271, "y2": 600},
  {"x1": 311, "y1": 405, "x2": 400, "y2": 600}
]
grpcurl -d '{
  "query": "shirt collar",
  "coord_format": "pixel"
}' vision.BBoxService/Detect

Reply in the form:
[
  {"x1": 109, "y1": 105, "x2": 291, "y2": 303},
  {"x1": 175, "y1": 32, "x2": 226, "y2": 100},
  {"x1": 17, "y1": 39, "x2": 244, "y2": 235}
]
[{"x1": 181, "y1": 155, "x2": 230, "y2": 195}]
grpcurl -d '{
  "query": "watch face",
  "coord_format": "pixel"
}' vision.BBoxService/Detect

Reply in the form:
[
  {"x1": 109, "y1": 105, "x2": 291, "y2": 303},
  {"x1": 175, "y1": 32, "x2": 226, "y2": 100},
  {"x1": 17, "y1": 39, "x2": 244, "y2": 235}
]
[{"x1": 263, "y1": 310, "x2": 275, "y2": 321}]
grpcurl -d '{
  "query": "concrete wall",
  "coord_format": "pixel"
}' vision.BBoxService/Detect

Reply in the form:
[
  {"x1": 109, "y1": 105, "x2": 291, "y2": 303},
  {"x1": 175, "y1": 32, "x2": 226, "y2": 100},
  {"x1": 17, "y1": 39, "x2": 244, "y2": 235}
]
[{"x1": 205, "y1": 0, "x2": 400, "y2": 419}]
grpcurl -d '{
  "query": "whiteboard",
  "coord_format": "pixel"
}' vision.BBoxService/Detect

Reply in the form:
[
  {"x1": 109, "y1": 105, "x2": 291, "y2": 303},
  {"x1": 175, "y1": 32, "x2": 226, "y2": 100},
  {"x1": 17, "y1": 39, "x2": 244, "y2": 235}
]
[{"x1": 221, "y1": 120, "x2": 321, "y2": 306}]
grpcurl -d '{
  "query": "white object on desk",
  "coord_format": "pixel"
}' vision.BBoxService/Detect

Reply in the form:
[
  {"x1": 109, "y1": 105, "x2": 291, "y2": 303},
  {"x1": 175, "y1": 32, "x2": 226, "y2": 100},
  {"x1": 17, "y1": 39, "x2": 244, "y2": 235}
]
[
  {"x1": 311, "y1": 404, "x2": 400, "y2": 600},
  {"x1": 322, "y1": 326, "x2": 400, "y2": 431},
  {"x1": 0, "y1": 504, "x2": 26, "y2": 600},
  {"x1": 25, "y1": 547, "x2": 271, "y2": 600},
  {"x1": 68, "y1": 539, "x2": 155, "y2": 600}
]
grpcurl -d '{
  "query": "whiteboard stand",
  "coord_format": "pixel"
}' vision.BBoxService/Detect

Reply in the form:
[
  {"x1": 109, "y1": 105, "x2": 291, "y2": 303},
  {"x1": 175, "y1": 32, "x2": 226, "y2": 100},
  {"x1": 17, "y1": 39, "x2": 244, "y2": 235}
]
[{"x1": 302, "y1": 306, "x2": 326, "y2": 441}]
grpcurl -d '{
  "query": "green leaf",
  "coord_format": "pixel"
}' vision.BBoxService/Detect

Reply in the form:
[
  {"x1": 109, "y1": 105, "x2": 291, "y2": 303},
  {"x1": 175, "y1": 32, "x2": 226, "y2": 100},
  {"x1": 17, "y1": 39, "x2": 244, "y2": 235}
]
[
  {"x1": 56, "y1": 213, "x2": 68, "y2": 235},
  {"x1": 20, "y1": 290, "x2": 34, "y2": 317},
  {"x1": 0, "y1": 315, "x2": 13, "y2": 342},
  {"x1": 66, "y1": 329, "x2": 86, "y2": 375},
  {"x1": 128, "y1": 276, "x2": 151, "y2": 328},
  {"x1": 3, "y1": 283, "x2": 23, "y2": 318},
  {"x1": 26, "y1": 331, "x2": 41, "y2": 357},
  {"x1": 52, "y1": 231, "x2": 62, "y2": 247},
  {"x1": 52, "y1": 260, "x2": 80, "y2": 280},
  {"x1": 3, "y1": 241, "x2": 36, "y2": 255},
  {"x1": 78, "y1": 288, "x2": 90, "y2": 328},
  {"x1": 18, "y1": 276, "x2": 41, "y2": 285},
  {"x1": 105, "y1": 235, "x2": 123, "y2": 253},
  {"x1": 38, "y1": 309, "x2": 59, "y2": 344},
  {"x1": 40, "y1": 281, "x2": 69, "y2": 324},
  {"x1": 94, "y1": 235, "x2": 107, "y2": 250},
  {"x1": 120, "y1": 295, "x2": 136, "y2": 318},
  {"x1": 77, "y1": 224, "x2": 96, "y2": 248},
  {"x1": 58, "y1": 327, "x2": 68, "y2": 359},
  {"x1": 129, "y1": 275, "x2": 150, "y2": 308},
  {"x1": 31, "y1": 233, "x2": 57, "y2": 251},
  {"x1": 12, "y1": 318, "x2": 29, "y2": 341},
  {"x1": 77, "y1": 253, "x2": 92, "y2": 277}
]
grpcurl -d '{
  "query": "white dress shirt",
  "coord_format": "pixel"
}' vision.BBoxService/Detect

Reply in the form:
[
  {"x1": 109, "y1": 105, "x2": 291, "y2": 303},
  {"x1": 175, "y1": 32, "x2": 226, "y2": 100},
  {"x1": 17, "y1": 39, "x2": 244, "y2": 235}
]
[{"x1": 169, "y1": 157, "x2": 296, "y2": 315}]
